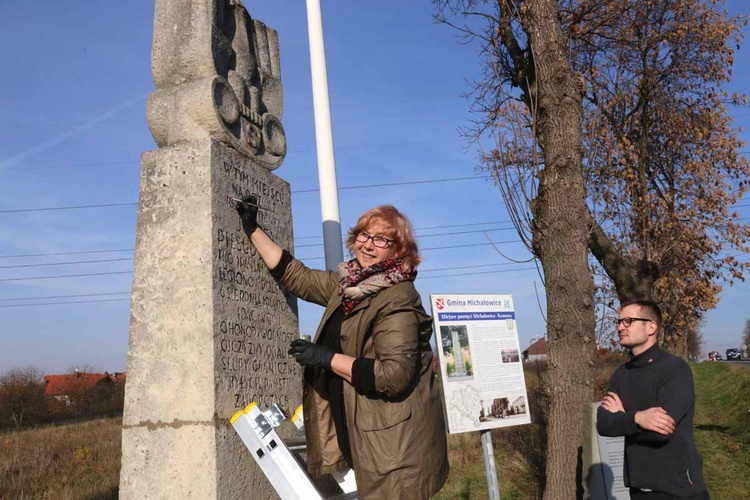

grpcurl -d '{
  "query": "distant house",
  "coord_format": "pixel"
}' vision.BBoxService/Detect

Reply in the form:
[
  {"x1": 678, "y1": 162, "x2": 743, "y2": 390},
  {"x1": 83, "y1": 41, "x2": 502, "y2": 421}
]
[
  {"x1": 522, "y1": 337, "x2": 548, "y2": 363},
  {"x1": 510, "y1": 396, "x2": 527, "y2": 415},
  {"x1": 44, "y1": 371, "x2": 126, "y2": 406}
]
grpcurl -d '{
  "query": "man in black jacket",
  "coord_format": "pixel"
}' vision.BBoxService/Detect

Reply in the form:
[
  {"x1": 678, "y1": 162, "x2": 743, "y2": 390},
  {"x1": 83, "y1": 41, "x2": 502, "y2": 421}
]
[{"x1": 597, "y1": 300, "x2": 709, "y2": 499}]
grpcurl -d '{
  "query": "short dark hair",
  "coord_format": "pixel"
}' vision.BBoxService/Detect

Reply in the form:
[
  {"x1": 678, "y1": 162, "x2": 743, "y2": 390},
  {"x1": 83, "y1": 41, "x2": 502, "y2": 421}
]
[{"x1": 620, "y1": 299, "x2": 662, "y2": 328}]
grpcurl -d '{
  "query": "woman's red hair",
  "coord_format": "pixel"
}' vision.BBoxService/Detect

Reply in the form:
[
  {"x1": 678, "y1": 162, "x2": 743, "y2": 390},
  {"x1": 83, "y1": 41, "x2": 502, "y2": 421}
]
[{"x1": 346, "y1": 205, "x2": 421, "y2": 271}]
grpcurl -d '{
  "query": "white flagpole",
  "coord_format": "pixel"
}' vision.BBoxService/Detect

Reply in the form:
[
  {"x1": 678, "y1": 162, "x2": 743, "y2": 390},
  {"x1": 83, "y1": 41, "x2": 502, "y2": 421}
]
[{"x1": 306, "y1": 0, "x2": 344, "y2": 271}]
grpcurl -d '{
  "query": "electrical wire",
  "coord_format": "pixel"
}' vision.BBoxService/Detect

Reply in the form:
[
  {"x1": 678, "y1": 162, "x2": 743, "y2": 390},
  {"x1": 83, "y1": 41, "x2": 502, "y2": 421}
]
[
  {"x1": 0, "y1": 298, "x2": 130, "y2": 308},
  {"x1": 295, "y1": 220, "x2": 515, "y2": 240},
  {"x1": 0, "y1": 261, "x2": 536, "y2": 303},
  {"x1": 0, "y1": 291, "x2": 131, "y2": 302},
  {"x1": 1, "y1": 138, "x2": 468, "y2": 172},
  {"x1": 0, "y1": 248, "x2": 135, "y2": 259},
  {"x1": 0, "y1": 258, "x2": 133, "y2": 270},
  {"x1": 294, "y1": 227, "x2": 518, "y2": 248},
  {"x1": 0, "y1": 271, "x2": 132, "y2": 282},
  {"x1": 0, "y1": 267, "x2": 540, "y2": 307},
  {"x1": 0, "y1": 174, "x2": 493, "y2": 213},
  {"x1": 418, "y1": 266, "x2": 537, "y2": 280},
  {"x1": 0, "y1": 221, "x2": 517, "y2": 259}
]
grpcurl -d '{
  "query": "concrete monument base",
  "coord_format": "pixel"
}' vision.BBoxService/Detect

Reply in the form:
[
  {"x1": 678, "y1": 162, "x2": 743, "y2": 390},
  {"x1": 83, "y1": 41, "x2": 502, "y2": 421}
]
[{"x1": 120, "y1": 139, "x2": 301, "y2": 499}]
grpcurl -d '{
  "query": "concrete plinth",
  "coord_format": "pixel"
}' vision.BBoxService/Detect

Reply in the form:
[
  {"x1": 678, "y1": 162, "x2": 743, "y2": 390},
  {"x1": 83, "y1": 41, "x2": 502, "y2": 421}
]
[{"x1": 120, "y1": 139, "x2": 301, "y2": 499}]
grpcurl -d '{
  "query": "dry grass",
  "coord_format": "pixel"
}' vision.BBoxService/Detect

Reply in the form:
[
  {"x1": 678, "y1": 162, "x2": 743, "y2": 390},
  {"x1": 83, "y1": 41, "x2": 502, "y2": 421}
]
[
  {"x1": 1, "y1": 362, "x2": 737, "y2": 500},
  {"x1": 0, "y1": 417, "x2": 121, "y2": 499},
  {"x1": 435, "y1": 363, "x2": 551, "y2": 499},
  {"x1": 435, "y1": 431, "x2": 541, "y2": 500}
]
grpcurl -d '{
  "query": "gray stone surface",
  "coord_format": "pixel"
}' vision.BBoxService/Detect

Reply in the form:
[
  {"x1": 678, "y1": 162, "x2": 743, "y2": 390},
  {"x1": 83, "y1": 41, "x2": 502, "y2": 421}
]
[
  {"x1": 582, "y1": 403, "x2": 630, "y2": 500},
  {"x1": 121, "y1": 3, "x2": 301, "y2": 497},
  {"x1": 147, "y1": 0, "x2": 286, "y2": 170},
  {"x1": 120, "y1": 140, "x2": 302, "y2": 499}
]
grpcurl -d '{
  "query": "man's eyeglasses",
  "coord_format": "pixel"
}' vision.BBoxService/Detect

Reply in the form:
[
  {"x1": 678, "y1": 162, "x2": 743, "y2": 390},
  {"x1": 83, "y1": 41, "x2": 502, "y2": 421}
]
[
  {"x1": 614, "y1": 317, "x2": 653, "y2": 328},
  {"x1": 356, "y1": 231, "x2": 394, "y2": 249}
]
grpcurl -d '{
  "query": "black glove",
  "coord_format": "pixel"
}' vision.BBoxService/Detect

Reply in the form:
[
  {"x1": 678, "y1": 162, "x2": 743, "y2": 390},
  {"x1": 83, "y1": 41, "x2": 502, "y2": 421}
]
[
  {"x1": 235, "y1": 194, "x2": 260, "y2": 236},
  {"x1": 288, "y1": 339, "x2": 335, "y2": 370}
]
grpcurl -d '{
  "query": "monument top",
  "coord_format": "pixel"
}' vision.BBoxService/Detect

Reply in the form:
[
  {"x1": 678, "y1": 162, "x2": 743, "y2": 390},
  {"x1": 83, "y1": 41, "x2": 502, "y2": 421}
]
[{"x1": 147, "y1": 0, "x2": 286, "y2": 170}]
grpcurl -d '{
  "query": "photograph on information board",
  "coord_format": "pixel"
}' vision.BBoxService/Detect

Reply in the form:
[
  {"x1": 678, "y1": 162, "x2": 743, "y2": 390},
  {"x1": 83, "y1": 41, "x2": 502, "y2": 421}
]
[
  {"x1": 439, "y1": 325, "x2": 473, "y2": 380},
  {"x1": 430, "y1": 294, "x2": 531, "y2": 434}
]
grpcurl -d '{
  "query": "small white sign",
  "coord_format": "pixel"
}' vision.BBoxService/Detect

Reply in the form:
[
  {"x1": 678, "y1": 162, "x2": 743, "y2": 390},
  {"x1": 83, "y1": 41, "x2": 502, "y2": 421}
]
[
  {"x1": 430, "y1": 294, "x2": 531, "y2": 434},
  {"x1": 596, "y1": 434, "x2": 630, "y2": 499}
]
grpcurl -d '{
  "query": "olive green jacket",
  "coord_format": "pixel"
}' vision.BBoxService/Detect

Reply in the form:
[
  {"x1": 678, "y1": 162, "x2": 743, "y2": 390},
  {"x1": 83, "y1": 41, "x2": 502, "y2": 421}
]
[{"x1": 279, "y1": 257, "x2": 449, "y2": 499}]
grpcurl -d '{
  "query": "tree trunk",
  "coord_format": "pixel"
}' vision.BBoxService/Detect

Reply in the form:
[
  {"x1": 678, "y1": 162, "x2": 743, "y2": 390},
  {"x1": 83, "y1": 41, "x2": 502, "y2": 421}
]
[
  {"x1": 522, "y1": 1, "x2": 596, "y2": 498},
  {"x1": 588, "y1": 221, "x2": 658, "y2": 302}
]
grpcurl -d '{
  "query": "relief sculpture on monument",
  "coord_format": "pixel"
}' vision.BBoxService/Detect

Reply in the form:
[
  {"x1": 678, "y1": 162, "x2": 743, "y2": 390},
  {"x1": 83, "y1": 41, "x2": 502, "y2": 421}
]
[{"x1": 147, "y1": 0, "x2": 287, "y2": 169}]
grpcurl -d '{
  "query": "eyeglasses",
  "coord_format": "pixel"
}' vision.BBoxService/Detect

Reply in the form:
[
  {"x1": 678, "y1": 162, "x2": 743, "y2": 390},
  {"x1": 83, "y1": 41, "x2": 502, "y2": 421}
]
[
  {"x1": 614, "y1": 317, "x2": 653, "y2": 328},
  {"x1": 356, "y1": 231, "x2": 394, "y2": 249}
]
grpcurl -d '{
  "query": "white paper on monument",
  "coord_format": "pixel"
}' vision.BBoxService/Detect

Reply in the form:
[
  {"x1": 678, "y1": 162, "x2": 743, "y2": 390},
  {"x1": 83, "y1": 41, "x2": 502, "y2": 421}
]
[
  {"x1": 430, "y1": 294, "x2": 531, "y2": 434},
  {"x1": 597, "y1": 434, "x2": 631, "y2": 499}
]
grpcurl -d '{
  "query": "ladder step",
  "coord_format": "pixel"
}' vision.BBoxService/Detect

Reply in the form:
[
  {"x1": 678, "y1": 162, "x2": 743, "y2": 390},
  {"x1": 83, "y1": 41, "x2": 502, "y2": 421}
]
[{"x1": 283, "y1": 436, "x2": 306, "y2": 452}]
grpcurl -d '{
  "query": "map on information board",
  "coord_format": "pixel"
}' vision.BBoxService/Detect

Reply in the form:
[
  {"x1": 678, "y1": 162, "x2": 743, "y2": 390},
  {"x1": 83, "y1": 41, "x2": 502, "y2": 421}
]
[{"x1": 430, "y1": 294, "x2": 531, "y2": 434}]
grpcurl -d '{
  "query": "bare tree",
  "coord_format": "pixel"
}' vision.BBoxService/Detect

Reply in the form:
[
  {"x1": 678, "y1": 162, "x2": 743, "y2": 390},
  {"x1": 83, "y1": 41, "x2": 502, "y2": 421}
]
[
  {"x1": 436, "y1": 1, "x2": 597, "y2": 497},
  {"x1": 0, "y1": 366, "x2": 46, "y2": 428}
]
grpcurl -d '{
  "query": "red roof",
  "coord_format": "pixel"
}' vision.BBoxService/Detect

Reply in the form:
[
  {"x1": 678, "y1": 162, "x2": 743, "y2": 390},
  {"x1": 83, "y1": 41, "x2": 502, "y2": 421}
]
[
  {"x1": 44, "y1": 372, "x2": 126, "y2": 396},
  {"x1": 524, "y1": 337, "x2": 548, "y2": 356}
]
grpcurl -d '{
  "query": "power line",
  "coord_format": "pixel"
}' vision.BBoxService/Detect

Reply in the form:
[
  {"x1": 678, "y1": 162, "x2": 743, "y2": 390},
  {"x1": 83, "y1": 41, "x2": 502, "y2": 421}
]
[
  {"x1": 3, "y1": 171, "x2": 749, "y2": 214},
  {"x1": 0, "y1": 241, "x2": 524, "y2": 282},
  {"x1": 0, "y1": 175, "x2": 493, "y2": 214},
  {"x1": 0, "y1": 267, "x2": 536, "y2": 309},
  {"x1": 419, "y1": 262, "x2": 524, "y2": 273},
  {"x1": 292, "y1": 175, "x2": 492, "y2": 194},
  {"x1": 0, "y1": 258, "x2": 132, "y2": 270},
  {"x1": 295, "y1": 220, "x2": 515, "y2": 240},
  {"x1": 0, "y1": 248, "x2": 135, "y2": 259},
  {"x1": 0, "y1": 271, "x2": 132, "y2": 282},
  {"x1": 3, "y1": 209, "x2": 748, "y2": 264},
  {"x1": 419, "y1": 266, "x2": 537, "y2": 280},
  {"x1": 294, "y1": 227, "x2": 517, "y2": 248},
  {"x1": 296, "y1": 239, "x2": 524, "y2": 261},
  {"x1": 0, "y1": 221, "x2": 517, "y2": 259},
  {"x1": 0, "y1": 202, "x2": 136, "y2": 214},
  {"x1": 0, "y1": 261, "x2": 535, "y2": 302},
  {"x1": 0, "y1": 291, "x2": 131, "y2": 302},
  {"x1": 0, "y1": 298, "x2": 130, "y2": 309},
  {"x1": 0, "y1": 160, "x2": 135, "y2": 172},
  {"x1": 1, "y1": 139, "x2": 468, "y2": 172}
]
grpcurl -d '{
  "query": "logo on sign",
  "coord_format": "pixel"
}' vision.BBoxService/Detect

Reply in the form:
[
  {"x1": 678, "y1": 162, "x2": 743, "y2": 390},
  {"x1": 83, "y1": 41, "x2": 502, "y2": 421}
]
[{"x1": 435, "y1": 298, "x2": 445, "y2": 310}]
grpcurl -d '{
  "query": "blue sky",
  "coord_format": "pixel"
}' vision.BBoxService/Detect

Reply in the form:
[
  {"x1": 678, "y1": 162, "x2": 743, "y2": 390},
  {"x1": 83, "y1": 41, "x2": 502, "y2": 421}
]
[{"x1": 1, "y1": 1, "x2": 748, "y2": 374}]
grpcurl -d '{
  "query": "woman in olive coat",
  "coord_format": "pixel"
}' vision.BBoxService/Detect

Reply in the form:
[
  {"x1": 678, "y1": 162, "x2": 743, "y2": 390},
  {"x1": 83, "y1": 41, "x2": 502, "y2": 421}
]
[{"x1": 237, "y1": 199, "x2": 448, "y2": 499}]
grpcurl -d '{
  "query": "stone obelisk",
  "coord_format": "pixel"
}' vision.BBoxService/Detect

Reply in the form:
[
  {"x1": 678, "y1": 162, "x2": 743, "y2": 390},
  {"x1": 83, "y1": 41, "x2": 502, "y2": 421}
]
[
  {"x1": 452, "y1": 328, "x2": 466, "y2": 376},
  {"x1": 120, "y1": 1, "x2": 302, "y2": 498}
]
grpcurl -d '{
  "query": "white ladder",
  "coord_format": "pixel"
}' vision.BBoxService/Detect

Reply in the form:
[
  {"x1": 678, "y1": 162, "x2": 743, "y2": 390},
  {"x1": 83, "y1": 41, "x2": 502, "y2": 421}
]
[{"x1": 231, "y1": 402, "x2": 358, "y2": 500}]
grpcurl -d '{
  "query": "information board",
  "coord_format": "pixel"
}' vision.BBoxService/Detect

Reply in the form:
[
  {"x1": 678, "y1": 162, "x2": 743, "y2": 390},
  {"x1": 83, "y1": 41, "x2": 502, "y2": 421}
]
[{"x1": 430, "y1": 294, "x2": 531, "y2": 434}]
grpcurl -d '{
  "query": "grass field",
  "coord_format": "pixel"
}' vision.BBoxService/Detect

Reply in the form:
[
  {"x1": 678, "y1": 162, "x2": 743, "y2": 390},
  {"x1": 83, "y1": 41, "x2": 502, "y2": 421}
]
[
  {"x1": 0, "y1": 417, "x2": 121, "y2": 499},
  {"x1": 692, "y1": 361, "x2": 750, "y2": 498},
  {"x1": 0, "y1": 361, "x2": 746, "y2": 499}
]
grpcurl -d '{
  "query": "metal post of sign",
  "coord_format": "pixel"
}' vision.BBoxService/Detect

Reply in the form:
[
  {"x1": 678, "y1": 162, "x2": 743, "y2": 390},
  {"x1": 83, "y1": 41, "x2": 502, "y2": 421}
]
[{"x1": 481, "y1": 429, "x2": 500, "y2": 500}]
